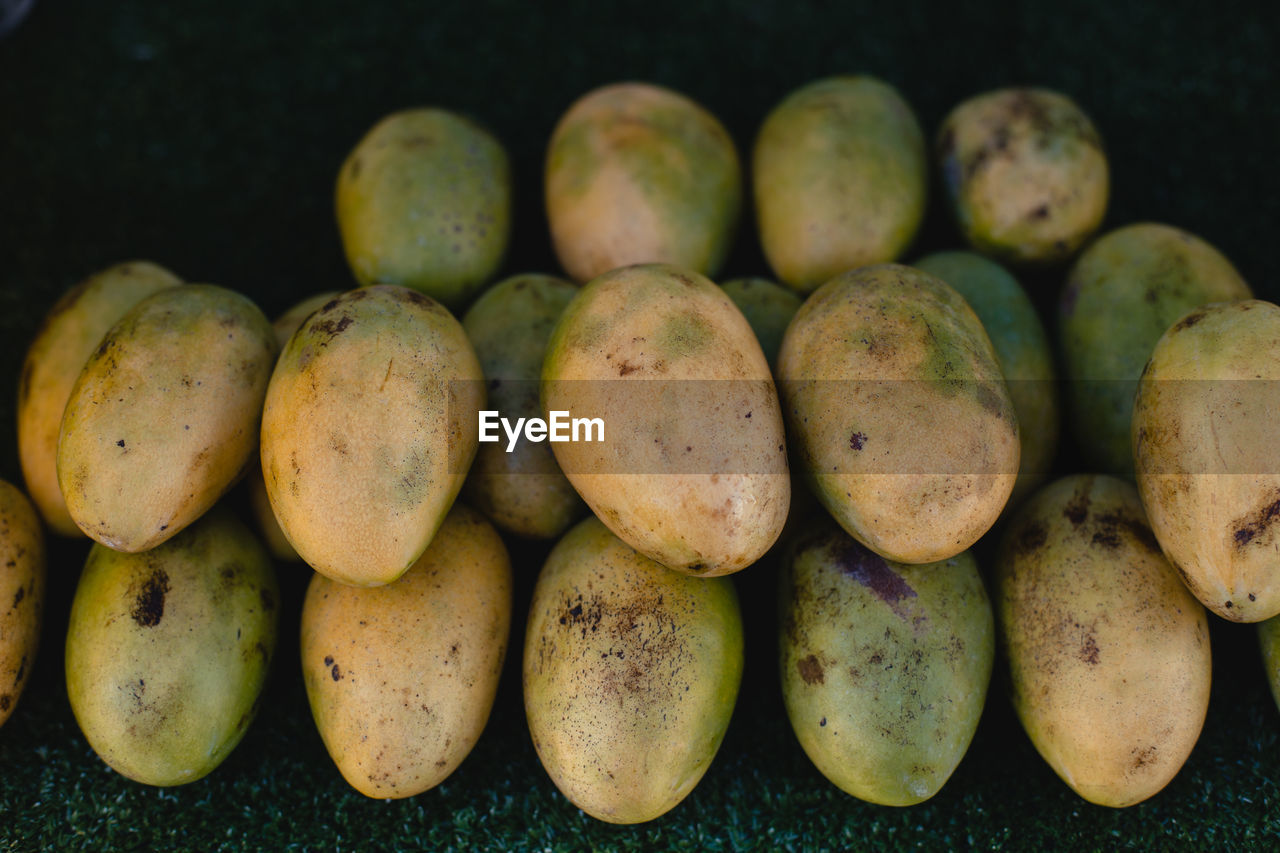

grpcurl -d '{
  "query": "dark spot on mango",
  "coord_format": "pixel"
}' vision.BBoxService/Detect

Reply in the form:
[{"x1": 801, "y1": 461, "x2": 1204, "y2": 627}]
[
  {"x1": 1174, "y1": 310, "x2": 1207, "y2": 332},
  {"x1": 331, "y1": 663, "x2": 342, "y2": 681},
  {"x1": 833, "y1": 538, "x2": 917, "y2": 614},
  {"x1": 819, "y1": 717, "x2": 827, "y2": 727},
  {"x1": 1232, "y1": 498, "x2": 1280, "y2": 548},
  {"x1": 1028, "y1": 204, "x2": 1050, "y2": 221},
  {"x1": 1079, "y1": 633, "x2": 1100, "y2": 664},
  {"x1": 116, "y1": 439, "x2": 126, "y2": 448},
  {"x1": 131, "y1": 569, "x2": 170, "y2": 627},
  {"x1": 1017, "y1": 520, "x2": 1048, "y2": 553},
  {"x1": 798, "y1": 654, "x2": 825, "y2": 685},
  {"x1": 0, "y1": 695, "x2": 10, "y2": 712},
  {"x1": 14, "y1": 654, "x2": 26, "y2": 684},
  {"x1": 1063, "y1": 490, "x2": 1090, "y2": 526},
  {"x1": 311, "y1": 315, "x2": 354, "y2": 339},
  {"x1": 617, "y1": 360, "x2": 639, "y2": 376},
  {"x1": 12, "y1": 587, "x2": 23, "y2": 608},
  {"x1": 324, "y1": 655, "x2": 334, "y2": 666},
  {"x1": 849, "y1": 431, "x2": 867, "y2": 450}
]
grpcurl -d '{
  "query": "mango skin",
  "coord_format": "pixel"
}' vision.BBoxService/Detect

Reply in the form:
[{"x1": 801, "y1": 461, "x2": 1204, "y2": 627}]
[
  {"x1": 65, "y1": 508, "x2": 278, "y2": 786},
  {"x1": 720, "y1": 277, "x2": 802, "y2": 373},
  {"x1": 776, "y1": 263, "x2": 1019, "y2": 564},
  {"x1": 753, "y1": 75, "x2": 927, "y2": 293},
  {"x1": 301, "y1": 504, "x2": 512, "y2": 799},
  {"x1": 18, "y1": 261, "x2": 181, "y2": 537},
  {"x1": 57, "y1": 284, "x2": 276, "y2": 552},
  {"x1": 542, "y1": 263, "x2": 790, "y2": 576},
  {"x1": 779, "y1": 518, "x2": 993, "y2": 806},
  {"x1": 246, "y1": 291, "x2": 342, "y2": 562},
  {"x1": 523, "y1": 517, "x2": 743, "y2": 824},
  {"x1": 1060, "y1": 222, "x2": 1251, "y2": 475},
  {"x1": 1258, "y1": 614, "x2": 1280, "y2": 714},
  {"x1": 937, "y1": 87, "x2": 1108, "y2": 265},
  {"x1": 461, "y1": 273, "x2": 585, "y2": 539},
  {"x1": 1133, "y1": 300, "x2": 1280, "y2": 622},
  {"x1": 336, "y1": 108, "x2": 511, "y2": 309},
  {"x1": 260, "y1": 285, "x2": 484, "y2": 587},
  {"x1": 0, "y1": 481, "x2": 45, "y2": 728},
  {"x1": 914, "y1": 251, "x2": 1059, "y2": 514},
  {"x1": 546, "y1": 82, "x2": 741, "y2": 283},
  {"x1": 995, "y1": 475, "x2": 1210, "y2": 807}
]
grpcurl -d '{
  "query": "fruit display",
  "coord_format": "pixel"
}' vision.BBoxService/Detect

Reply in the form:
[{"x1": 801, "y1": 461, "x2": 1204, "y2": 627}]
[{"x1": 2, "y1": 5, "x2": 1278, "y2": 848}]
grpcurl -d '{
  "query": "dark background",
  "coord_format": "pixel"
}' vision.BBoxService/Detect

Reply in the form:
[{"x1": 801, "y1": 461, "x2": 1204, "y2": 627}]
[{"x1": 2, "y1": 1, "x2": 1279, "y2": 849}]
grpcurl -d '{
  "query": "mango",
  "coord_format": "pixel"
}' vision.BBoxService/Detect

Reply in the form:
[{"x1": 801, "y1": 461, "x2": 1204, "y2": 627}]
[
  {"x1": 542, "y1": 263, "x2": 789, "y2": 576},
  {"x1": 336, "y1": 107, "x2": 511, "y2": 309},
  {"x1": 753, "y1": 75, "x2": 926, "y2": 293},
  {"x1": 301, "y1": 504, "x2": 512, "y2": 798},
  {"x1": 0, "y1": 481, "x2": 44, "y2": 728},
  {"x1": 1133, "y1": 299, "x2": 1280, "y2": 622},
  {"x1": 779, "y1": 518, "x2": 993, "y2": 805},
  {"x1": 545, "y1": 82, "x2": 741, "y2": 282},
  {"x1": 57, "y1": 284, "x2": 276, "y2": 552},
  {"x1": 1060, "y1": 222, "x2": 1251, "y2": 474},
  {"x1": 995, "y1": 474, "x2": 1210, "y2": 807},
  {"x1": 65, "y1": 507, "x2": 278, "y2": 786},
  {"x1": 719, "y1": 277, "x2": 802, "y2": 373},
  {"x1": 260, "y1": 285, "x2": 484, "y2": 587},
  {"x1": 937, "y1": 87, "x2": 1108, "y2": 264},
  {"x1": 461, "y1": 273, "x2": 584, "y2": 539},
  {"x1": 914, "y1": 251, "x2": 1059, "y2": 513},
  {"x1": 18, "y1": 260, "x2": 181, "y2": 537},
  {"x1": 523, "y1": 516, "x2": 742, "y2": 823},
  {"x1": 776, "y1": 263, "x2": 1019, "y2": 564}
]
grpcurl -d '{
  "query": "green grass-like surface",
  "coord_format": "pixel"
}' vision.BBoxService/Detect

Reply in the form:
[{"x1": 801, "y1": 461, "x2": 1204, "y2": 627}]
[{"x1": 3, "y1": 1, "x2": 1280, "y2": 849}]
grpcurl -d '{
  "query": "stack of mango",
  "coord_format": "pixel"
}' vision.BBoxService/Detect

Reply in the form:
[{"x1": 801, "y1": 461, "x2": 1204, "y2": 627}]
[{"x1": 2, "y1": 74, "x2": 1275, "y2": 823}]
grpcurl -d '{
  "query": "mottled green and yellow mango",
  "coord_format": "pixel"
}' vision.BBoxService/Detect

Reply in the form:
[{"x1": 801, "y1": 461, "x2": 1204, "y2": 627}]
[
  {"x1": 1133, "y1": 299, "x2": 1280, "y2": 622},
  {"x1": 260, "y1": 285, "x2": 483, "y2": 587},
  {"x1": 57, "y1": 284, "x2": 276, "y2": 552},
  {"x1": 523, "y1": 517, "x2": 742, "y2": 824},
  {"x1": 753, "y1": 75, "x2": 926, "y2": 293},
  {"x1": 914, "y1": 251, "x2": 1058, "y2": 513},
  {"x1": 0, "y1": 481, "x2": 44, "y2": 728},
  {"x1": 938, "y1": 87, "x2": 1108, "y2": 265},
  {"x1": 995, "y1": 475, "x2": 1210, "y2": 807},
  {"x1": 302, "y1": 504, "x2": 512, "y2": 798},
  {"x1": 461, "y1": 273, "x2": 584, "y2": 539},
  {"x1": 780, "y1": 518, "x2": 993, "y2": 805},
  {"x1": 18, "y1": 260, "x2": 181, "y2": 537},
  {"x1": 1060, "y1": 222, "x2": 1251, "y2": 475},
  {"x1": 546, "y1": 82, "x2": 741, "y2": 282},
  {"x1": 65, "y1": 508, "x2": 278, "y2": 786},
  {"x1": 542, "y1": 263, "x2": 789, "y2": 576},
  {"x1": 336, "y1": 108, "x2": 510, "y2": 309},
  {"x1": 777, "y1": 264, "x2": 1019, "y2": 564}
]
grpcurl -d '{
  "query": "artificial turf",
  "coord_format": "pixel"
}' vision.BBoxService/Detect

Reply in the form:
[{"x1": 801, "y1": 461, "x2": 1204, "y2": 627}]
[{"x1": 2, "y1": 0, "x2": 1280, "y2": 849}]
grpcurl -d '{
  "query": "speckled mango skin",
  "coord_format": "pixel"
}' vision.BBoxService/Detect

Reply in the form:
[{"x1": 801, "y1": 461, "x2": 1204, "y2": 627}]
[
  {"x1": 1060, "y1": 223, "x2": 1251, "y2": 475},
  {"x1": 995, "y1": 475, "x2": 1210, "y2": 808},
  {"x1": 541, "y1": 263, "x2": 790, "y2": 576},
  {"x1": 937, "y1": 87, "x2": 1108, "y2": 265},
  {"x1": 720, "y1": 277, "x2": 802, "y2": 373},
  {"x1": 57, "y1": 284, "x2": 276, "y2": 553},
  {"x1": 914, "y1": 251, "x2": 1058, "y2": 515},
  {"x1": 0, "y1": 481, "x2": 44, "y2": 728},
  {"x1": 65, "y1": 508, "x2": 278, "y2": 787},
  {"x1": 461, "y1": 273, "x2": 585, "y2": 539},
  {"x1": 18, "y1": 261, "x2": 181, "y2": 537},
  {"x1": 301, "y1": 504, "x2": 512, "y2": 799},
  {"x1": 336, "y1": 108, "x2": 511, "y2": 309},
  {"x1": 523, "y1": 517, "x2": 743, "y2": 824},
  {"x1": 753, "y1": 75, "x2": 927, "y2": 293},
  {"x1": 246, "y1": 291, "x2": 341, "y2": 562},
  {"x1": 776, "y1": 264, "x2": 1019, "y2": 564},
  {"x1": 779, "y1": 518, "x2": 993, "y2": 806},
  {"x1": 545, "y1": 82, "x2": 742, "y2": 283},
  {"x1": 1133, "y1": 300, "x2": 1280, "y2": 622},
  {"x1": 260, "y1": 285, "x2": 484, "y2": 587}
]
